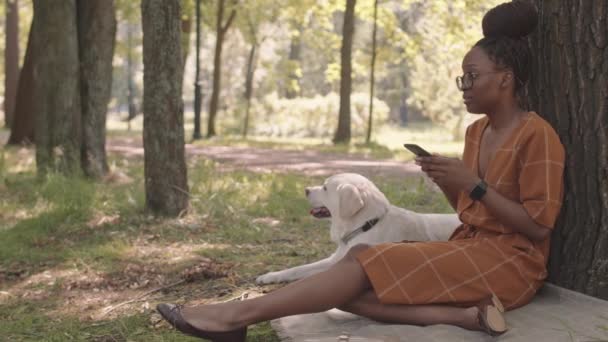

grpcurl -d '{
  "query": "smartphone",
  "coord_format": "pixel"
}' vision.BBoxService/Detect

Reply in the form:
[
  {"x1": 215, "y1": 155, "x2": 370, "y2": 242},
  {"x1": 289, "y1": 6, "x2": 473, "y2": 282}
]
[{"x1": 403, "y1": 143, "x2": 432, "y2": 157}]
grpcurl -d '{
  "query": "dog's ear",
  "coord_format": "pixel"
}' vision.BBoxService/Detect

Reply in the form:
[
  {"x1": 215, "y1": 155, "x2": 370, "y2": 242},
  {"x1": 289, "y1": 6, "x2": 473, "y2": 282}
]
[{"x1": 338, "y1": 184, "x2": 364, "y2": 219}]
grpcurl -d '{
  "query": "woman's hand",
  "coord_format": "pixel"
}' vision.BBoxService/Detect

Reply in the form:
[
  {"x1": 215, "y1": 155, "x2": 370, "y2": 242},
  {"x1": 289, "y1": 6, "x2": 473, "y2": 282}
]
[{"x1": 415, "y1": 155, "x2": 479, "y2": 193}]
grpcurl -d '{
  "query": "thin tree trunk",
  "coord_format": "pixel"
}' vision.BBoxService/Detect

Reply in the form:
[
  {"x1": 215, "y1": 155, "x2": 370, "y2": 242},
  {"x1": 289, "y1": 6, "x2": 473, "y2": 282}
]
[
  {"x1": 7, "y1": 15, "x2": 35, "y2": 145},
  {"x1": 126, "y1": 22, "x2": 138, "y2": 125},
  {"x1": 77, "y1": 0, "x2": 116, "y2": 179},
  {"x1": 529, "y1": 0, "x2": 608, "y2": 299},
  {"x1": 192, "y1": 0, "x2": 202, "y2": 140},
  {"x1": 207, "y1": 0, "x2": 236, "y2": 138},
  {"x1": 366, "y1": 0, "x2": 378, "y2": 144},
  {"x1": 206, "y1": 0, "x2": 223, "y2": 138},
  {"x1": 32, "y1": 0, "x2": 81, "y2": 176},
  {"x1": 141, "y1": 0, "x2": 189, "y2": 216},
  {"x1": 333, "y1": 0, "x2": 356, "y2": 144},
  {"x1": 285, "y1": 25, "x2": 302, "y2": 99},
  {"x1": 4, "y1": 0, "x2": 19, "y2": 129},
  {"x1": 181, "y1": 12, "x2": 192, "y2": 71},
  {"x1": 243, "y1": 42, "x2": 256, "y2": 138}
]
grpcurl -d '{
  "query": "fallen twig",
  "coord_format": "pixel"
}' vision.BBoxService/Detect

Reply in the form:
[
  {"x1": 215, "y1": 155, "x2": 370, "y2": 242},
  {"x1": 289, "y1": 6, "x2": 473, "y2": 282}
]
[{"x1": 100, "y1": 279, "x2": 186, "y2": 317}]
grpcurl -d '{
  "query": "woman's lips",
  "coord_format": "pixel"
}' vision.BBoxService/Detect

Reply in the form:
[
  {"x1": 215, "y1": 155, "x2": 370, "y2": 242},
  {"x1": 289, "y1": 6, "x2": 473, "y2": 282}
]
[{"x1": 463, "y1": 97, "x2": 473, "y2": 104}]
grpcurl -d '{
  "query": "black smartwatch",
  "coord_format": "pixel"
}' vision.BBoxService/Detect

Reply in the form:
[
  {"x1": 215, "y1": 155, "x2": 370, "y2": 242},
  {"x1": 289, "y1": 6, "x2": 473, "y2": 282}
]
[{"x1": 469, "y1": 180, "x2": 488, "y2": 201}]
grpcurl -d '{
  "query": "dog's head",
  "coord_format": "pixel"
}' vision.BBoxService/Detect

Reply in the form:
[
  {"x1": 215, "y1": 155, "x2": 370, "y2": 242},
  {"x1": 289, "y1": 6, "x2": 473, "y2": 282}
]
[{"x1": 305, "y1": 173, "x2": 389, "y2": 222}]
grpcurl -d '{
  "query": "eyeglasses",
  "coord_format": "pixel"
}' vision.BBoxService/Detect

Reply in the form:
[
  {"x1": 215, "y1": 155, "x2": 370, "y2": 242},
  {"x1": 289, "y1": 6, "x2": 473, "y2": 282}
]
[{"x1": 455, "y1": 71, "x2": 505, "y2": 91}]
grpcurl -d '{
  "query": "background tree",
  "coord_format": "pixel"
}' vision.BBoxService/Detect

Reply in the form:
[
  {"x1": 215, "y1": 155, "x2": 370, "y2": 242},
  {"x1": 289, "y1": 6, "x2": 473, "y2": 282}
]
[
  {"x1": 77, "y1": 0, "x2": 116, "y2": 178},
  {"x1": 114, "y1": 0, "x2": 143, "y2": 127},
  {"x1": 529, "y1": 0, "x2": 608, "y2": 300},
  {"x1": 32, "y1": 0, "x2": 81, "y2": 175},
  {"x1": 6, "y1": 13, "x2": 34, "y2": 145},
  {"x1": 275, "y1": 0, "x2": 337, "y2": 98},
  {"x1": 192, "y1": 0, "x2": 203, "y2": 140},
  {"x1": 333, "y1": 0, "x2": 356, "y2": 144},
  {"x1": 206, "y1": 0, "x2": 237, "y2": 138},
  {"x1": 4, "y1": 0, "x2": 18, "y2": 129},
  {"x1": 180, "y1": 0, "x2": 194, "y2": 71},
  {"x1": 236, "y1": 0, "x2": 278, "y2": 138},
  {"x1": 365, "y1": 0, "x2": 378, "y2": 143},
  {"x1": 141, "y1": 0, "x2": 189, "y2": 216}
]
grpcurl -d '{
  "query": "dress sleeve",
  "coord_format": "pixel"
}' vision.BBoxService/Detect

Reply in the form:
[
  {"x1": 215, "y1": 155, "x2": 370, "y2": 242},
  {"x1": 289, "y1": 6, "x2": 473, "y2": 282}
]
[{"x1": 517, "y1": 124, "x2": 565, "y2": 229}]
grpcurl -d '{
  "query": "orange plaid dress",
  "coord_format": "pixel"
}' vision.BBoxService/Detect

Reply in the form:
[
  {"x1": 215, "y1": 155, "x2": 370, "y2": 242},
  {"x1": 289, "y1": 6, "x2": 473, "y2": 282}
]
[{"x1": 356, "y1": 112, "x2": 565, "y2": 310}]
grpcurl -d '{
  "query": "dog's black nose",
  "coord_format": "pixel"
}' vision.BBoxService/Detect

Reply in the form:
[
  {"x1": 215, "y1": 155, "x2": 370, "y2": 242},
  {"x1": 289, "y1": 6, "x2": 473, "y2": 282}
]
[{"x1": 305, "y1": 188, "x2": 310, "y2": 196}]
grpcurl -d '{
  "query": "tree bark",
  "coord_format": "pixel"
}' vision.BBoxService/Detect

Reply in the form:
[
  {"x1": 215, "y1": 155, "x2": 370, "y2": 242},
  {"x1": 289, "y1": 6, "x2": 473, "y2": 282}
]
[
  {"x1": 333, "y1": 0, "x2": 356, "y2": 144},
  {"x1": 529, "y1": 0, "x2": 608, "y2": 299},
  {"x1": 4, "y1": 0, "x2": 19, "y2": 129},
  {"x1": 77, "y1": 0, "x2": 116, "y2": 178},
  {"x1": 32, "y1": 0, "x2": 81, "y2": 176},
  {"x1": 7, "y1": 15, "x2": 35, "y2": 145},
  {"x1": 207, "y1": 0, "x2": 236, "y2": 138},
  {"x1": 141, "y1": 0, "x2": 189, "y2": 216}
]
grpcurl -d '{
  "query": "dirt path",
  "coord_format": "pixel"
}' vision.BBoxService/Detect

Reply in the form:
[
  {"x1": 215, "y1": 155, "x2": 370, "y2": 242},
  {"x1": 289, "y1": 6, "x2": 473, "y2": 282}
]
[{"x1": 106, "y1": 136, "x2": 423, "y2": 179}]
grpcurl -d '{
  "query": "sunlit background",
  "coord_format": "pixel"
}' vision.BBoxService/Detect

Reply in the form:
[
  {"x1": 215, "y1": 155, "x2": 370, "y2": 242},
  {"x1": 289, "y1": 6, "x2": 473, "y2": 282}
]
[{"x1": 1, "y1": 0, "x2": 503, "y2": 154}]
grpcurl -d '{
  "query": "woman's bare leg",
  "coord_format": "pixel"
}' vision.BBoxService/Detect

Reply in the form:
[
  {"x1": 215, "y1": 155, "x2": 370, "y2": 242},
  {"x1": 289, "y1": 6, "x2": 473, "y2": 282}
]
[
  {"x1": 339, "y1": 290, "x2": 481, "y2": 331},
  {"x1": 181, "y1": 245, "x2": 372, "y2": 332}
]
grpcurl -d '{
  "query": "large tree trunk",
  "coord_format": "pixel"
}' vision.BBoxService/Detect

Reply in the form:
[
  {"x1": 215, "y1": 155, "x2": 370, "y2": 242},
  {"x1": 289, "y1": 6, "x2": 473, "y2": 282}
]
[
  {"x1": 529, "y1": 0, "x2": 608, "y2": 299},
  {"x1": 7, "y1": 15, "x2": 35, "y2": 145},
  {"x1": 141, "y1": 0, "x2": 189, "y2": 216},
  {"x1": 4, "y1": 0, "x2": 19, "y2": 129},
  {"x1": 77, "y1": 0, "x2": 116, "y2": 179},
  {"x1": 333, "y1": 0, "x2": 356, "y2": 144},
  {"x1": 32, "y1": 0, "x2": 81, "y2": 176},
  {"x1": 207, "y1": 0, "x2": 236, "y2": 138}
]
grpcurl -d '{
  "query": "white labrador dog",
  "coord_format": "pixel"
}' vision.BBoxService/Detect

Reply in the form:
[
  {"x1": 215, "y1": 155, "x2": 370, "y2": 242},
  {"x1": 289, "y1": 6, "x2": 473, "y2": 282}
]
[{"x1": 256, "y1": 173, "x2": 461, "y2": 284}]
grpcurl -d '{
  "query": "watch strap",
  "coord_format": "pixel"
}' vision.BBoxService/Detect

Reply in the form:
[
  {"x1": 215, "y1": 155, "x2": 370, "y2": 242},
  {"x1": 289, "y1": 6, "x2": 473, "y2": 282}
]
[{"x1": 469, "y1": 180, "x2": 488, "y2": 201}]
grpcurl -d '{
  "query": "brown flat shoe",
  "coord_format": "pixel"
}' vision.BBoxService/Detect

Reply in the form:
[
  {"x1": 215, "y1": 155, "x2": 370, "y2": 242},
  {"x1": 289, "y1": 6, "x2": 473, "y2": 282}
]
[
  {"x1": 157, "y1": 303, "x2": 247, "y2": 342},
  {"x1": 476, "y1": 294, "x2": 507, "y2": 336}
]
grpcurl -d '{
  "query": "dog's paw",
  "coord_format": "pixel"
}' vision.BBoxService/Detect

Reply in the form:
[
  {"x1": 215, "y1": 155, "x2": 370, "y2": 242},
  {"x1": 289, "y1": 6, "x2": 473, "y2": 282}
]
[{"x1": 256, "y1": 272, "x2": 287, "y2": 285}]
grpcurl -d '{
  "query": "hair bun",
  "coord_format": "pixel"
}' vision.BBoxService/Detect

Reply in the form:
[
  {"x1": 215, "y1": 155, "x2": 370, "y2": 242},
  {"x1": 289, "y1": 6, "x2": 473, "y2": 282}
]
[{"x1": 482, "y1": 0, "x2": 538, "y2": 39}]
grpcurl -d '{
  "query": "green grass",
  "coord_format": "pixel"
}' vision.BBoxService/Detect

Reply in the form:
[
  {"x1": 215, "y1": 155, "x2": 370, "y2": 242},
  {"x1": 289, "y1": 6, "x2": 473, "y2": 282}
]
[{"x1": 0, "y1": 137, "x2": 452, "y2": 341}]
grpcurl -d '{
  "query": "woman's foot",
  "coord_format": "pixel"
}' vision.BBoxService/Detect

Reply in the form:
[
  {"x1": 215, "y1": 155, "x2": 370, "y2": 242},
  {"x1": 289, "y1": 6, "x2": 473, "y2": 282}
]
[
  {"x1": 459, "y1": 295, "x2": 508, "y2": 336},
  {"x1": 472, "y1": 295, "x2": 508, "y2": 336},
  {"x1": 157, "y1": 303, "x2": 247, "y2": 341},
  {"x1": 180, "y1": 302, "x2": 244, "y2": 332}
]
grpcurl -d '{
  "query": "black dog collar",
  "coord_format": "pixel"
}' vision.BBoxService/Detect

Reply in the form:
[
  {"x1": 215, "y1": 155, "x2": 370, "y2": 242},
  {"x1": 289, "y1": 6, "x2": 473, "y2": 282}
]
[{"x1": 341, "y1": 217, "x2": 381, "y2": 245}]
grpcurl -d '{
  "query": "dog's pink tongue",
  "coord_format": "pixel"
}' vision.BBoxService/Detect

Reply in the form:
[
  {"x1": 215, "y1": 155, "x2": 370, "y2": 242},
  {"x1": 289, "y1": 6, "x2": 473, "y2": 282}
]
[{"x1": 310, "y1": 207, "x2": 330, "y2": 218}]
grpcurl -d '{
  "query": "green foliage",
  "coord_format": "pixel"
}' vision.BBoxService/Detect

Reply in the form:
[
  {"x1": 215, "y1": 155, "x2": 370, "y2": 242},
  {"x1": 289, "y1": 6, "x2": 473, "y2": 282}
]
[
  {"x1": 235, "y1": 0, "x2": 280, "y2": 44},
  {"x1": 181, "y1": 0, "x2": 195, "y2": 21},
  {"x1": 404, "y1": 0, "x2": 503, "y2": 139},
  {"x1": 237, "y1": 92, "x2": 390, "y2": 138}
]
